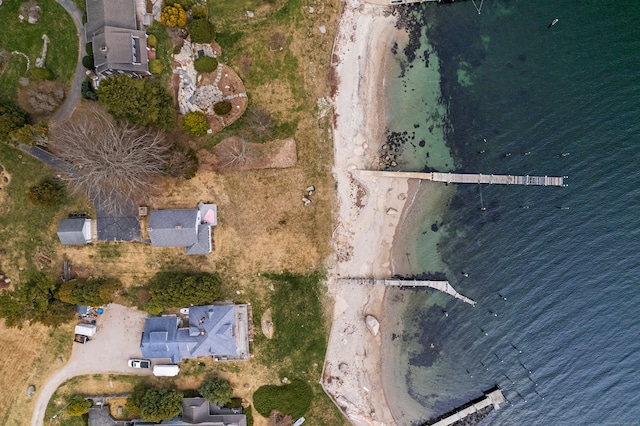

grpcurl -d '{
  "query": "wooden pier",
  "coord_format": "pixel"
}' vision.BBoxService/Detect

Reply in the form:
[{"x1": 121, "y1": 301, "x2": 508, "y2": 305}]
[
  {"x1": 427, "y1": 386, "x2": 506, "y2": 426},
  {"x1": 358, "y1": 170, "x2": 565, "y2": 187},
  {"x1": 338, "y1": 278, "x2": 476, "y2": 306}
]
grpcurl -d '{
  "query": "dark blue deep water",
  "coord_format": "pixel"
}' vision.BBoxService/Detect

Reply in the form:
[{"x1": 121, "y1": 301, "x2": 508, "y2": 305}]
[{"x1": 396, "y1": 1, "x2": 640, "y2": 424}]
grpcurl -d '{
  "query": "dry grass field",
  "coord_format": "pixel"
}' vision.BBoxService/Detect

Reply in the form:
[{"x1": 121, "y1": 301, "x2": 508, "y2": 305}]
[{"x1": 0, "y1": 322, "x2": 73, "y2": 425}]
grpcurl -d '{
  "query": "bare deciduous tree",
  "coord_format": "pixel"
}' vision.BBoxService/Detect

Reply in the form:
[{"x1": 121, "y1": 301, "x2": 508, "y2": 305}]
[
  {"x1": 247, "y1": 106, "x2": 274, "y2": 138},
  {"x1": 50, "y1": 107, "x2": 172, "y2": 214},
  {"x1": 215, "y1": 137, "x2": 252, "y2": 172}
]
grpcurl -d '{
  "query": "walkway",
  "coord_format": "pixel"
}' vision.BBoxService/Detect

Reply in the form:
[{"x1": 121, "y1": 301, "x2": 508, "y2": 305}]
[
  {"x1": 18, "y1": 144, "x2": 72, "y2": 174},
  {"x1": 359, "y1": 170, "x2": 565, "y2": 187},
  {"x1": 338, "y1": 278, "x2": 476, "y2": 306},
  {"x1": 52, "y1": 0, "x2": 86, "y2": 122}
]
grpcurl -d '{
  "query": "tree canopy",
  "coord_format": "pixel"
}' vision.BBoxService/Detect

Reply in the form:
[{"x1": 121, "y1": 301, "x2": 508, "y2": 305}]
[
  {"x1": 145, "y1": 271, "x2": 222, "y2": 314},
  {"x1": 96, "y1": 75, "x2": 176, "y2": 130},
  {"x1": 66, "y1": 397, "x2": 92, "y2": 416},
  {"x1": 0, "y1": 102, "x2": 30, "y2": 142},
  {"x1": 199, "y1": 378, "x2": 233, "y2": 406},
  {"x1": 49, "y1": 106, "x2": 172, "y2": 214},
  {"x1": 0, "y1": 272, "x2": 74, "y2": 328},
  {"x1": 57, "y1": 277, "x2": 122, "y2": 306},
  {"x1": 140, "y1": 389, "x2": 183, "y2": 422}
]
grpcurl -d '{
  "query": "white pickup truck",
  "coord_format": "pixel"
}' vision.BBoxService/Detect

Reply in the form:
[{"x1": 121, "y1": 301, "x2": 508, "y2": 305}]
[{"x1": 128, "y1": 359, "x2": 151, "y2": 369}]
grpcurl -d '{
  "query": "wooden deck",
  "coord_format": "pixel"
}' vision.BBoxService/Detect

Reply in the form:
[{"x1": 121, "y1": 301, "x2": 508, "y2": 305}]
[
  {"x1": 338, "y1": 278, "x2": 476, "y2": 306},
  {"x1": 428, "y1": 387, "x2": 506, "y2": 426},
  {"x1": 358, "y1": 170, "x2": 565, "y2": 187}
]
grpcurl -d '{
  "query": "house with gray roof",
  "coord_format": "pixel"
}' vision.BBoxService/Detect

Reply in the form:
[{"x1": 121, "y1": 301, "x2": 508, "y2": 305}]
[
  {"x1": 85, "y1": 0, "x2": 150, "y2": 78},
  {"x1": 140, "y1": 304, "x2": 249, "y2": 363},
  {"x1": 88, "y1": 396, "x2": 246, "y2": 426},
  {"x1": 57, "y1": 218, "x2": 92, "y2": 245},
  {"x1": 177, "y1": 397, "x2": 247, "y2": 426},
  {"x1": 147, "y1": 204, "x2": 217, "y2": 255}
]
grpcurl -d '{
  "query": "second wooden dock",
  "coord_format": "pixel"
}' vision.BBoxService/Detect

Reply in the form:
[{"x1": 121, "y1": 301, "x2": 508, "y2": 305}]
[{"x1": 338, "y1": 278, "x2": 476, "y2": 306}]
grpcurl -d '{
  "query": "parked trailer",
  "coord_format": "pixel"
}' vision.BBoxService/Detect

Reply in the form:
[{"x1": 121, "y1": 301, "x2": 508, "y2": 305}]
[
  {"x1": 75, "y1": 323, "x2": 96, "y2": 336},
  {"x1": 153, "y1": 365, "x2": 180, "y2": 377}
]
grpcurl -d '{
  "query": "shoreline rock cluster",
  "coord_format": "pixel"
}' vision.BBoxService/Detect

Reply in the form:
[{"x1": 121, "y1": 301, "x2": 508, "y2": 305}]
[{"x1": 378, "y1": 130, "x2": 408, "y2": 169}]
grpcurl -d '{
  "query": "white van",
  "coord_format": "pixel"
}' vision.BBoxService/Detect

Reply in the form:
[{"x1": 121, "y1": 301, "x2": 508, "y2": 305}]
[{"x1": 153, "y1": 364, "x2": 180, "y2": 377}]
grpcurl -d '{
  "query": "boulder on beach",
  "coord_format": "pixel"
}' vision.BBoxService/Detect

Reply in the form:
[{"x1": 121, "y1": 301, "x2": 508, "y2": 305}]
[{"x1": 365, "y1": 315, "x2": 380, "y2": 336}]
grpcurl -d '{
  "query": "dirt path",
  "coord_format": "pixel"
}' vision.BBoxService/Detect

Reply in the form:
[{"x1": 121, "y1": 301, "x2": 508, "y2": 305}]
[
  {"x1": 52, "y1": 0, "x2": 86, "y2": 122},
  {"x1": 31, "y1": 304, "x2": 150, "y2": 426}
]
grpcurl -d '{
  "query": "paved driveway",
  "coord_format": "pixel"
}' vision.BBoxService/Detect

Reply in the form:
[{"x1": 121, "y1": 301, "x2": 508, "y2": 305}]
[{"x1": 32, "y1": 304, "x2": 150, "y2": 426}]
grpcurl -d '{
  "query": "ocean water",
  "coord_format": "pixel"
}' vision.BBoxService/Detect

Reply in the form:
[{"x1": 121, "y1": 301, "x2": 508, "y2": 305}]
[{"x1": 389, "y1": 1, "x2": 640, "y2": 425}]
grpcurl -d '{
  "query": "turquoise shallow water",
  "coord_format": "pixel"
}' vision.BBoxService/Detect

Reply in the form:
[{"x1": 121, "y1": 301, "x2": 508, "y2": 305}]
[{"x1": 390, "y1": 1, "x2": 640, "y2": 424}]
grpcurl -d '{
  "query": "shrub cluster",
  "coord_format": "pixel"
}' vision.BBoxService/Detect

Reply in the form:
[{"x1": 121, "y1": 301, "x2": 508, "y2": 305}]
[
  {"x1": 149, "y1": 59, "x2": 163, "y2": 75},
  {"x1": 199, "y1": 378, "x2": 233, "y2": 406},
  {"x1": 193, "y1": 56, "x2": 218, "y2": 73},
  {"x1": 144, "y1": 271, "x2": 222, "y2": 315},
  {"x1": 191, "y1": 4, "x2": 208, "y2": 19},
  {"x1": 147, "y1": 34, "x2": 157, "y2": 48},
  {"x1": 82, "y1": 55, "x2": 94, "y2": 70},
  {"x1": 182, "y1": 111, "x2": 210, "y2": 136},
  {"x1": 96, "y1": 75, "x2": 176, "y2": 130},
  {"x1": 81, "y1": 80, "x2": 98, "y2": 101},
  {"x1": 166, "y1": 145, "x2": 199, "y2": 179},
  {"x1": 8, "y1": 123, "x2": 48, "y2": 146},
  {"x1": 0, "y1": 102, "x2": 30, "y2": 141},
  {"x1": 66, "y1": 397, "x2": 92, "y2": 417},
  {"x1": 161, "y1": 3, "x2": 187, "y2": 28},
  {"x1": 253, "y1": 380, "x2": 312, "y2": 419},
  {"x1": 27, "y1": 176, "x2": 65, "y2": 206},
  {"x1": 188, "y1": 18, "x2": 215, "y2": 43},
  {"x1": 30, "y1": 67, "x2": 53, "y2": 80},
  {"x1": 57, "y1": 277, "x2": 123, "y2": 306},
  {"x1": 213, "y1": 101, "x2": 232, "y2": 116}
]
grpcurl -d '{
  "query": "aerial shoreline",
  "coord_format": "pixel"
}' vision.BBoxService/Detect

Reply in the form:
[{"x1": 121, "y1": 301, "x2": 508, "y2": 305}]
[
  {"x1": 323, "y1": 0, "x2": 421, "y2": 423},
  {"x1": 323, "y1": 0, "x2": 458, "y2": 421}
]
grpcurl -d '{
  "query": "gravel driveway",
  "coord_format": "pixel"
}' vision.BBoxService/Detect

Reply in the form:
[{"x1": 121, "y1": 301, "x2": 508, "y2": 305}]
[{"x1": 32, "y1": 304, "x2": 151, "y2": 426}]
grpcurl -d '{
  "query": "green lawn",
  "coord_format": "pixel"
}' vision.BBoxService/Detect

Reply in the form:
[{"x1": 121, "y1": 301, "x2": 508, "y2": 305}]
[
  {"x1": 255, "y1": 271, "x2": 348, "y2": 425},
  {"x1": 0, "y1": 144, "x2": 91, "y2": 274},
  {"x1": 203, "y1": 0, "x2": 311, "y2": 146},
  {"x1": 0, "y1": 0, "x2": 78, "y2": 101}
]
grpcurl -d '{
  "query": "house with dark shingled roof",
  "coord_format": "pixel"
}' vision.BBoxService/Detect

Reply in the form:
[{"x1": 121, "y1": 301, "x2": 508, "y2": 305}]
[{"x1": 85, "y1": 0, "x2": 150, "y2": 78}]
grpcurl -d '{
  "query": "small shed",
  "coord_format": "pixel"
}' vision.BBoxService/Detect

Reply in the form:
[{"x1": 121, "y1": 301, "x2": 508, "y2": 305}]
[
  {"x1": 57, "y1": 219, "x2": 92, "y2": 245},
  {"x1": 76, "y1": 305, "x2": 90, "y2": 316},
  {"x1": 75, "y1": 323, "x2": 97, "y2": 337}
]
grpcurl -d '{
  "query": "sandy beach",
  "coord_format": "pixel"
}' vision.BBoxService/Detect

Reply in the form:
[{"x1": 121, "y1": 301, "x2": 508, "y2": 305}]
[
  {"x1": 322, "y1": 0, "x2": 410, "y2": 424},
  {"x1": 322, "y1": 0, "x2": 459, "y2": 422}
]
